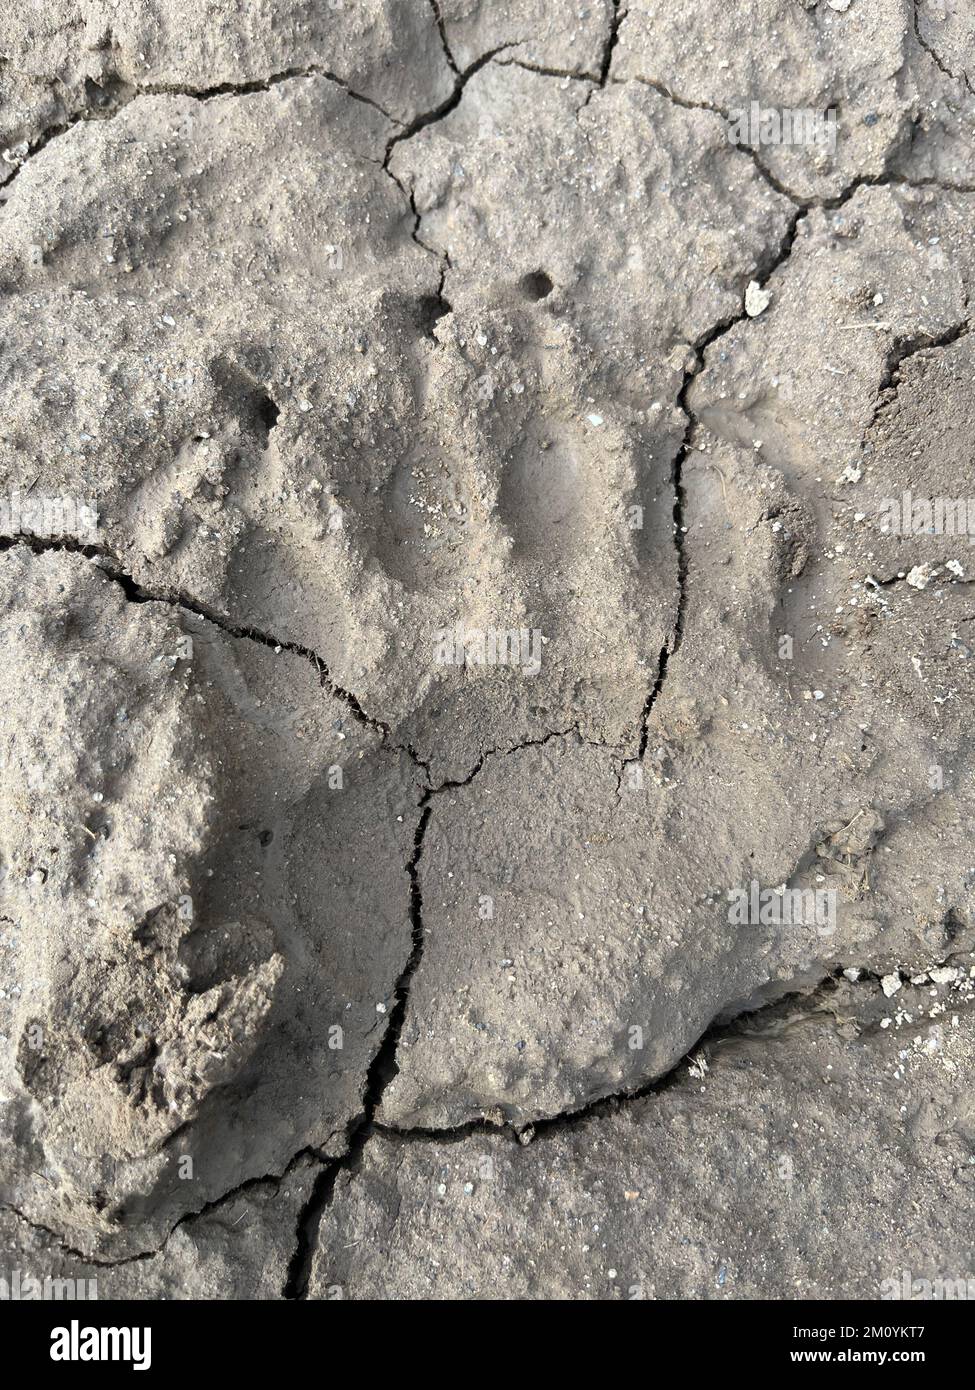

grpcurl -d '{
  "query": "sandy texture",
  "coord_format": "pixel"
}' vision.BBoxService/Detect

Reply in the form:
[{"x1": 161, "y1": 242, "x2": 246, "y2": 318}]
[
  {"x1": 315, "y1": 991, "x2": 975, "y2": 1299},
  {"x1": 1, "y1": 0, "x2": 974, "y2": 1300},
  {"x1": 0, "y1": 0, "x2": 451, "y2": 171},
  {"x1": 0, "y1": 548, "x2": 419, "y2": 1258},
  {"x1": 439, "y1": 0, "x2": 615, "y2": 77}
]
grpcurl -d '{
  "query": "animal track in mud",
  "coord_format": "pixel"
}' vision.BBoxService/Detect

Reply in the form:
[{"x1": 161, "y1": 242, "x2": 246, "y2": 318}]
[{"x1": 2, "y1": 0, "x2": 975, "y2": 1306}]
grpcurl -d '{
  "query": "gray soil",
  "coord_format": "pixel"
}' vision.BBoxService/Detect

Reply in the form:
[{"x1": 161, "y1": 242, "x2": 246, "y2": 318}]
[{"x1": 1, "y1": 0, "x2": 974, "y2": 1300}]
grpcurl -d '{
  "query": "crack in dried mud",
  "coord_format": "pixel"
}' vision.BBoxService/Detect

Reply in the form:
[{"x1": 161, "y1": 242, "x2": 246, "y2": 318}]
[
  {"x1": 281, "y1": 801, "x2": 432, "y2": 1299},
  {"x1": 0, "y1": 67, "x2": 400, "y2": 198},
  {"x1": 0, "y1": 533, "x2": 393, "y2": 740},
  {"x1": 426, "y1": 0, "x2": 460, "y2": 76},
  {"x1": 913, "y1": 0, "x2": 975, "y2": 98}
]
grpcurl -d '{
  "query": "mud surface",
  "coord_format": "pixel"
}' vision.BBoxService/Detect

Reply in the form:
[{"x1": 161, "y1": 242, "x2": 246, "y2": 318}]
[{"x1": 1, "y1": 0, "x2": 974, "y2": 1300}]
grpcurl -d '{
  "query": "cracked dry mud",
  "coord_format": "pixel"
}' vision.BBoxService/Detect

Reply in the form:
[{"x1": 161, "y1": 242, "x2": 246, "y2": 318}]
[{"x1": 1, "y1": 0, "x2": 974, "y2": 1303}]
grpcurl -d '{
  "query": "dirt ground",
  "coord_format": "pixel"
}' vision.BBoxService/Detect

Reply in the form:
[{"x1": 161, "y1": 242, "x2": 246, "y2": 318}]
[{"x1": 1, "y1": 0, "x2": 974, "y2": 1300}]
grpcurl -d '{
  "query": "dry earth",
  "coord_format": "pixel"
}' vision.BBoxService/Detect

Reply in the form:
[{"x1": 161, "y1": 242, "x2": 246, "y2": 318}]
[{"x1": 1, "y1": 0, "x2": 974, "y2": 1301}]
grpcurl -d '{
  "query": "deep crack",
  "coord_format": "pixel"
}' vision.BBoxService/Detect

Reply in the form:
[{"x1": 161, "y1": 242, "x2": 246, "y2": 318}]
[
  {"x1": 426, "y1": 0, "x2": 459, "y2": 76},
  {"x1": 366, "y1": 944, "x2": 975, "y2": 1150},
  {"x1": 282, "y1": 802, "x2": 433, "y2": 1298},
  {"x1": 599, "y1": 2, "x2": 625, "y2": 87}
]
